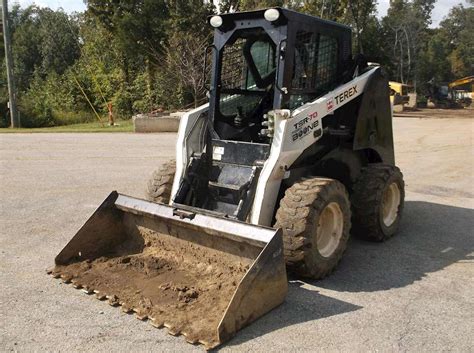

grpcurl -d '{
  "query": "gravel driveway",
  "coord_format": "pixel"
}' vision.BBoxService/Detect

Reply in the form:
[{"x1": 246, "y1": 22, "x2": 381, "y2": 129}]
[{"x1": 1, "y1": 118, "x2": 473, "y2": 352}]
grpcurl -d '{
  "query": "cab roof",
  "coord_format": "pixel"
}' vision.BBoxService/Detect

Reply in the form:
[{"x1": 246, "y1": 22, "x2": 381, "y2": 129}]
[{"x1": 213, "y1": 7, "x2": 352, "y2": 33}]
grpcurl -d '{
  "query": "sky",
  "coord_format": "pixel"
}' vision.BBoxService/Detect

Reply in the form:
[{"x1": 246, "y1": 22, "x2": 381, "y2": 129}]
[
  {"x1": 377, "y1": 0, "x2": 470, "y2": 27},
  {"x1": 12, "y1": 0, "x2": 87, "y2": 14},
  {"x1": 11, "y1": 0, "x2": 471, "y2": 28}
]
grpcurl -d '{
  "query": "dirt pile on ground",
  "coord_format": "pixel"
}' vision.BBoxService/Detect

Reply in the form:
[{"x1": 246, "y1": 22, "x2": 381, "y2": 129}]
[{"x1": 52, "y1": 229, "x2": 252, "y2": 348}]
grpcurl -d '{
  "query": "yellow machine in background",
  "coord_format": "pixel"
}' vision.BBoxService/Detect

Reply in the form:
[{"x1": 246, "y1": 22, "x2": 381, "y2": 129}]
[
  {"x1": 449, "y1": 76, "x2": 473, "y2": 107},
  {"x1": 389, "y1": 81, "x2": 411, "y2": 106},
  {"x1": 448, "y1": 76, "x2": 474, "y2": 92}
]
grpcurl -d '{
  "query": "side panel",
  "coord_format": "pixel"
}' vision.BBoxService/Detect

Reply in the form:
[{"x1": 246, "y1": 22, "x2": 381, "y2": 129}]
[
  {"x1": 170, "y1": 104, "x2": 209, "y2": 202},
  {"x1": 353, "y1": 69, "x2": 395, "y2": 165}
]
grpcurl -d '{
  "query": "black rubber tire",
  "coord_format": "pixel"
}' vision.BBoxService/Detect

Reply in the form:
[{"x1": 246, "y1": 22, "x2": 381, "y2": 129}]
[
  {"x1": 146, "y1": 160, "x2": 176, "y2": 203},
  {"x1": 351, "y1": 164, "x2": 405, "y2": 242},
  {"x1": 274, "y1": 178, "x2": 351, "y2": 279}
]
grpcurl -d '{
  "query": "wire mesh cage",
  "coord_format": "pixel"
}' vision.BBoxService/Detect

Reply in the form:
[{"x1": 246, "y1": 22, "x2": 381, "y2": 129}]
[
  {"x1": 221, "y1": 38, "x2": 247, "y2": 90},
  {"x1": 219, "y1": 32, "x2": 276, "y2": 117},
  {"x1": 290, "y1": 30, "x2": 338, "y2": 109}
]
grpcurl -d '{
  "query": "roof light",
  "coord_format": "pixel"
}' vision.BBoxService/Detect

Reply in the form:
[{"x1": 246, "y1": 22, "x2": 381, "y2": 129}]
[
  {"x1": 264, "y1": 8, "x2": 280, "y2": 22},
  {"x1": 210, "y1": 15, "x2": 223, "y2": 28}
]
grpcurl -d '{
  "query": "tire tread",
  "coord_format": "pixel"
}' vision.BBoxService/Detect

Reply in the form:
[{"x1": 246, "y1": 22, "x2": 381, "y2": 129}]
[
  {"x1": 351, "y1": 164, "x2": 404, "y2": 242},
  {"x1": 275, "y1": 178, "x2": 351, "y2": 279},
  {"x1": 146, "y1": 160, "x2": 176, "y2": 203}
]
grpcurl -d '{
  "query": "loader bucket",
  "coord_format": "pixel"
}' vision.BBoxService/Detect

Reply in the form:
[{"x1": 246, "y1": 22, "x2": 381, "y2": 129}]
[{"x1": 49, "y1": 191, "x2": 287, "y2": 349}]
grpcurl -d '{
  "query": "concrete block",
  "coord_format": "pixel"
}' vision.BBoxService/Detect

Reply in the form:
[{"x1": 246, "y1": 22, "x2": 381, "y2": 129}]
[
  {"x1": 393, "y1": 104, "x2": 405, "y2": 113},
  {"x1": 133, "y1": 115, "x2": 180, "y2": 133},
  {"x1": 170, "y1": 111, "x2": 187, "y2": 118},
  {"x1": 408, "y1": 93, "x2": 417, "y2": 108}
]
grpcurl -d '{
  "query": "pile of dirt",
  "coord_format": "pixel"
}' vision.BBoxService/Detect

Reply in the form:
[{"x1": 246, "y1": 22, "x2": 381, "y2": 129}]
[{"x1": 53, "y1": 229, "x2": 252, "y2": 347}]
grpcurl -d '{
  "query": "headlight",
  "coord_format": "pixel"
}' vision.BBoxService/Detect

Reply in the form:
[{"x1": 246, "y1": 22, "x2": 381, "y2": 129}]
[
  {"x1": 210, "y1": 15, "x2": 223, "y2": 28},
  {"x1": 264, "y1": 8, "x2": 280, "y2": 22}
]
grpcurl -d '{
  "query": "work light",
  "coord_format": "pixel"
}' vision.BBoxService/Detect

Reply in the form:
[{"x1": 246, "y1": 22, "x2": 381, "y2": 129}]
[
  {"x1": 210, "y1": 15, "x2": 223, "y2": 28},
  {"x1": 264, "y1": 8, "x2": 280, "y2": 22}
]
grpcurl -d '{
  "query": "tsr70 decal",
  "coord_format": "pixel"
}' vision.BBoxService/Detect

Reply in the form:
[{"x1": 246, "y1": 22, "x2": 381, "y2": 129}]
[{"x1": 291, "y1": 111, "x2": 320, "y2": 141}]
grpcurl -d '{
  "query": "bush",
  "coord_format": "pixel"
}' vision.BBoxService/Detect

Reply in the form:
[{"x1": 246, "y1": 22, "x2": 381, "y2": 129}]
[
  {"x1": 16, "y1": 106, "x2": 98, "y2": 127},
  {"x1": 15, "y1": 70, "x2": 92, "y2": 127},
  {"x1": 18, "y1": 96, "x2": 54, "y2": 127},
  {"x1": 52, "y1": 110, "x2": 94, "y2": 126},
  {"x1": 416, "y1": 95, "x2": 428, "y2": 108}
]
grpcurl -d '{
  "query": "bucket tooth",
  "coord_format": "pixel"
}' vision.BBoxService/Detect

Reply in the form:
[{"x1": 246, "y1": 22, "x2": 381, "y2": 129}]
[
  {"x1": 107, "y1": 295, "x2": 119, "y2": 306},
  {"x1": 51, "y1": 192, "x2": 288, "y2": 349},
  {"x1": 61, "y1": 275, "x2": 72, "y2": 284},
  {"x1": 185, "y1": 337, "x2": 198, "y2": 345},
  {"x1": 121, "y1": 304, "x2": 133, "y2": 313},
  {"x1": 71, "y1": 280, "x2": 82, "y2": 289},
  {"x1": 182, "y1": 332, "x2": 198, "y2": 345},
  {"x1": 82, "y1": 287, "x2": 94, "y2": 295},
  {"x1": 199, "y1": 340, "x2": 212, "y2": 350},
  {"x1": 166, "y1": 325, "x2": 180, "y2": 336},
  {"x1": 150, "y1": 318, "x2": 164, "y2": 328},
  {"x1": 94, "y1": 292, "x2": 107, "y2": 300},
  {"x1": 135, "y1": 311, "x2": 148, "y2": 321}
]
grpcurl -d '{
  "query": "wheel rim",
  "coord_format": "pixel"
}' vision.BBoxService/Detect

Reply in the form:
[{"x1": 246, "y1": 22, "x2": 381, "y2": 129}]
[
  {"x1": 316, "y1": 202, "x2": 344, "y2": 258},
  {"x1": 382, "y1": 182, "x2": 401, "y2": 227}
]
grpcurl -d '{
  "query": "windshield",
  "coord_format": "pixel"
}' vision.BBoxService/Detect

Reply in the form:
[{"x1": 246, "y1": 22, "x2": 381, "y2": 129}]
[{"x1": 219, "y1": 29, "x2": 276, "y2": 118}]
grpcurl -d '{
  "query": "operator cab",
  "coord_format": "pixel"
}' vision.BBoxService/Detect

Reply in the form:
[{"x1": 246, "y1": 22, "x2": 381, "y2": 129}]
[
  {"x1": 173, "y1": 8, "x2": 352, "y2": 220},
  {"x1": 207, "y1": 8, "x2": 352, "y2": 145}
]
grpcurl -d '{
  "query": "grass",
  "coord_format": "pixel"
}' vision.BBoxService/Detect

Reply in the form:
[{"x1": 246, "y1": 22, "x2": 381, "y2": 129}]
[{"x1": 0, "y1": 120, "x2": 134, "y2": 133}]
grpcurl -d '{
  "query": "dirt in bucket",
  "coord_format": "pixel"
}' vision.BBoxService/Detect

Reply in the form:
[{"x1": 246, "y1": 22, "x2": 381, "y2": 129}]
[{"x1": 53, "y1": 228, "x2": 253, "y2": 348}]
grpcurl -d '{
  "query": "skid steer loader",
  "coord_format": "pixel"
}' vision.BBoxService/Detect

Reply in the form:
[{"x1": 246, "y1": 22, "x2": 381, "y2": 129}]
[{"x1": 50, "y1": 8, "x2": 405, "y2": 350}]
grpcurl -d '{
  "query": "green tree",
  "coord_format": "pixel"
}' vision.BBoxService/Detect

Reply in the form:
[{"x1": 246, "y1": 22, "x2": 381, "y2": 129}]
[
  {"x1": 85, "y1": 0, "x2": 170, "y2": 113},
  {"x1": 9, "y1": 6, "x2": 42, "y2": 91},
  {"x1": 417, "y1": 29, "x2": 452, "y2": 86},
  {"x1": 6, "y1": 0, "x2": 469, "y2": 128},
  {"x1": 85, "y1": 1, "x2": 169, "y2": 66},
  {"x1": 219, "y1": 0, "x2": 300, "y2": 12},
  {"x1": 11, "y1": 6, "x2": 80, "y2": 91},
  {"x1": 164, "y1": 33, "x2": 212, "y2": 108},
  {"x1": 238, "y1": 0, "x2": 285, "y2": 11},
  {"x1": 164, "y1": 1, "x2": 215, "y2": 108},
  {"x1": 382, "y1": 0, "x2": 436, "y2": 90},
  {"x1": 298, "y1": 0, "x2": 347, "y2": 21},
  {"x1": 346, "y1": 0, "x2": 377, "y2": 54},
  {"x1": 439, "y1": 4, "x2": 474, "y2": 78},
  {"x1": 39, "y1": 9, "x2": 81, "y2": 76},
  {"x1": 167, "y1": 0, "x2": 215, "y2": 35}
]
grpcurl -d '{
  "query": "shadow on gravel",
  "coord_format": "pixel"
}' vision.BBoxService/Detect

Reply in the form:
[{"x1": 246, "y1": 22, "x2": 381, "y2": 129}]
[
  {"x1": 218, "y1": 281, "x2": 362, "y2": 350},
  {"x1": 315, "y1": 201, "x2": 474, "y2": 292},
  {"x1": 218, "y1": 201, "x2": 473, "y2": 349}
]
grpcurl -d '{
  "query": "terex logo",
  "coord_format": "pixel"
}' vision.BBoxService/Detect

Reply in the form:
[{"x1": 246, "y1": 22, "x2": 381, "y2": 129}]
[
  {"x1": 327, "y1": 99, "x2": 334, "y2": 111},
  {"x1": 335, "y1": 85, "x2": 358, "y2": 105}
]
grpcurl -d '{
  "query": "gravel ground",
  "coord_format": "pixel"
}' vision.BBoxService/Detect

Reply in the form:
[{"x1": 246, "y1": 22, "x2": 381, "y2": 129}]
[{"x1": 1, "y1": 118, "x2": 473, "y2": 352}]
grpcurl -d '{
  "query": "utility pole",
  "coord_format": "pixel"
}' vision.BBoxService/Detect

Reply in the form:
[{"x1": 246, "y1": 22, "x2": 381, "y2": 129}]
[{"x1": 2, "y1": 0, "x2": 19, "y2": 127}]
